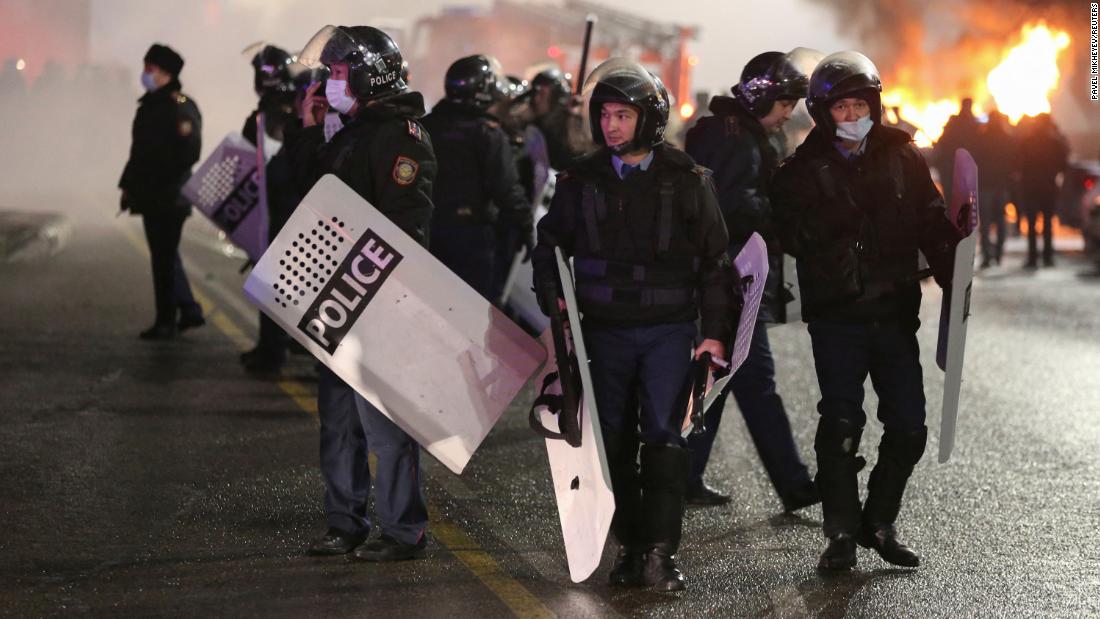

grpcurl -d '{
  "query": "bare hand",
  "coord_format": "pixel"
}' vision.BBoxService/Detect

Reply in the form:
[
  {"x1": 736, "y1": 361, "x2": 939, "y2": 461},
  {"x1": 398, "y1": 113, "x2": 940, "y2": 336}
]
[
  {"x1": 694, "y1": 338, "x2": 726, "y2": 363},
  {"x1": 301, "y1": 82, "x2": 328, "y2": 128}
]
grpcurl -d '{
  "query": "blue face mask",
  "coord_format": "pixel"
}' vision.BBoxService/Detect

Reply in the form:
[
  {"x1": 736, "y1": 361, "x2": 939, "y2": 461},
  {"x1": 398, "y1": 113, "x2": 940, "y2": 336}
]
[
  {"x1": 836, "y1": 115, "x2": 874, "y2": 142},
  {"x1": 140, "y1": 71, "x2": 159, "y2": 92}
]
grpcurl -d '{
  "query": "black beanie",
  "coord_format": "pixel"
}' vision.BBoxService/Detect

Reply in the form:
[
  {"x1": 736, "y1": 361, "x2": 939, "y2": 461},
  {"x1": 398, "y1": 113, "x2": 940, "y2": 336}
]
[{"x1": 144, "y1": 43, "x2": 184, "y2": 77}]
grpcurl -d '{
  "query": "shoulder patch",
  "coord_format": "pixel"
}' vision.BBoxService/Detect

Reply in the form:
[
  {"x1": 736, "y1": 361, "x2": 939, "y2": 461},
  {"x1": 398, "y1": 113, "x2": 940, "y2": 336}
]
[
  {"x1": 174, "y1": 93, "x2": 188, "y2": 104},
  {"x1": 406, "y1": 119, "x2": 424, "y2": 143},
  {"x1": 178, "y1": 119, "x2": 194, "y2": 137},
  {"x1": 392, "y1": 156, "x2": 419, "y2": 186}
]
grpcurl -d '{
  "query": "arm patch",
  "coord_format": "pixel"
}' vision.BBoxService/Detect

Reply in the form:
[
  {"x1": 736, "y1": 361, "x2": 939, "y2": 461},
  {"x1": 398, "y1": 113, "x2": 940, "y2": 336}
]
[{"x1": 393, "y1": 156, "x2": 419, "y2": 186}]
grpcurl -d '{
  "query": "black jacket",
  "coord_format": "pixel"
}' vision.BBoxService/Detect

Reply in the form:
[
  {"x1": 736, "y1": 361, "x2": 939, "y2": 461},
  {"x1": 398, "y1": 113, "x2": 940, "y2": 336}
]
[
  {"x1": 684, "y1": 96, "x2": 777, "y2": 244},
  {"x1": 119, "y1": 79, "x2": 201, "y2": 216},
  {"x1": 771, "y1": 124, "x2": 961, "y2": 325},
  {"x1": 420, "y1": 99, "x2": 531, "y2": 236},
  {"x1": 532, "y1": 144, "x2": 734, "y2": 341},
  {"x1": 685, "y1": 96, "x2": 786, "y2": 322},
  {"x1": 284, "y1": 92, "x2": 436, "y2": 248}
]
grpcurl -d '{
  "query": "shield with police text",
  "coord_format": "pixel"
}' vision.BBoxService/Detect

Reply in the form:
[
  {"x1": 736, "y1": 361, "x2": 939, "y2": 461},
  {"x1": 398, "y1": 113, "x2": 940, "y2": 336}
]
[
  {"x1": 936, "y1": 148, "x2": 979, "y2": 463},
  {"x1": 243, "y1": 175, "x2": 546, "y2": 474},
  {"x1": 181, "y1": 132, "x2": 269, "y2": 262},
  {"x1": 532, "y1": 248, "x2": 613, "y2": 582},
  {"x1": 700, "y1": 233, "x2": 768, "y2": 414}
]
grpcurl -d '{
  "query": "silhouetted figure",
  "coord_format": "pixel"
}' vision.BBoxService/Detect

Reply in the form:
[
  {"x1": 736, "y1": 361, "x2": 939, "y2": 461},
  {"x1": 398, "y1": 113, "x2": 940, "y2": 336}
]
[
  {"x1": 972, "y1": 110, "x2": 1015, "y2": 267},
  {"x1": 1016, "y1": 113, "x2": 1069, "y2": 267},
  {"x1": 935, "y1": 97, "x2": 981, "y2": 194}
]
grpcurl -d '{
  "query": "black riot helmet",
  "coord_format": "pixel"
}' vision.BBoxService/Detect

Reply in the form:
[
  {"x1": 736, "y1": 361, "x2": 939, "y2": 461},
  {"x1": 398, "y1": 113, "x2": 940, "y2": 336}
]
[
  {"x1": 732, "y1": 47, "x2": 822, "y2": 118},
  {"x1": 582, "y1": 59, "x2": 669, "y2": 153},
  {"x1": 250, "y1": 44, "x2": 294, "y2": 95},
  {"x1": 530, "y1": 67, "x2": 572, "y2": 103},
  {"x1": 297, "y1": 25, "x2": 407, "y2": 102},
  {"x1": 807, "y1": 51, "x2": 883, "y2": 130},
  {"x1": 503, "y1": 75, "x2": 530, "y2": 100},
  {"x1": 444, "y1": 55, "x2": 507, "y2": 107}
]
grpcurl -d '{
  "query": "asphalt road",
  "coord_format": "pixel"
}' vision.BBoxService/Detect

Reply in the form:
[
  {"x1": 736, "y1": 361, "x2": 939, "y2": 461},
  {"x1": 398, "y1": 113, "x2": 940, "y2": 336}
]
[{"x1": 2, "y1": 206, "x2": 1098, "y2": 618}]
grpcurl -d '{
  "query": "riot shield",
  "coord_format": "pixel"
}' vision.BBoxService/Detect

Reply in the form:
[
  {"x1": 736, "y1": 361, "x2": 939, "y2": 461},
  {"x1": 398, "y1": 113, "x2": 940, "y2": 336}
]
[
  {"x1": 499, "y1": 203, "x2": 550, "y2": 334},
  {"x1": 243, "y1": 175, "x2": 546, "y2": 474},
  {"x1": 700, "y1": 233, "x2": 769, "y2": 414},
  {"x1": 180, "y1": 132, "x2": 270, "y2": 262},
  {"x1": 936, "y1": 149, "x2": 979, "y2": 463},
  {"x1": 530, "y1": 248, "x2": 613, "y2": 582}
]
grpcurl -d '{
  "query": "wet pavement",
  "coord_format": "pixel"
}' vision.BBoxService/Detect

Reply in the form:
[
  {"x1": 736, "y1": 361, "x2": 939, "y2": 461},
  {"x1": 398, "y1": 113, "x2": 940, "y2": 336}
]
[{"x1": 2, "y1": 205, "x2": 1098, "y2": 617}]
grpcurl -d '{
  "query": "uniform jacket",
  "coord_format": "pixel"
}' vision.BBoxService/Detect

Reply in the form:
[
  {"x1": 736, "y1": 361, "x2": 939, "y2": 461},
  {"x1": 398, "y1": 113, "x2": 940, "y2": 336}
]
[
  {"x1": 771, "y1": 124, "x2": 961, "y2": 325},
  {"x1": 685, "y1": 95, "x2": 787, "y2": 322},
  {"x1": 420, "y1": 99, "x2": 532, "y2": 236},
  {"x1": 532, "y1": 144, "x2": 734, "y2": 341},
  {"x1": 119, "y1": 79, "x2": 201, "y2": 216},
  {"x1": 285, "y1": 91, "x2": 436, "y2": 248}
]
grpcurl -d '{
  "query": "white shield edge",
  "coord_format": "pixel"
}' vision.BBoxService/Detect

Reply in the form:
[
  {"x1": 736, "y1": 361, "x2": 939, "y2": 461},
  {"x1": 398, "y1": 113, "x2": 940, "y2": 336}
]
[
  {"x1": 702, "y1": 233, "x2": 769, "y2": 414},
  {"x1": 538, "y1": 247, "x2": 613, "y2": 582},
  {"x1": 939, "y1": 229, "x2": 977, "y2": 464},
  {"x1": 181, "y1": 132, "x2": 269, "y2": 261},
  {"x1": 243, "y1": 175, "x2": 545, "y2": 474}
]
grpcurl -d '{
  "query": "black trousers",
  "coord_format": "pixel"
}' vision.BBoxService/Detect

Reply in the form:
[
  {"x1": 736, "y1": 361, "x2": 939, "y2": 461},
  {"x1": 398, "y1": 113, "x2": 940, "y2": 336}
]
[{"x1": 141, "y1": 211, "x2": 201, "y2": 326}]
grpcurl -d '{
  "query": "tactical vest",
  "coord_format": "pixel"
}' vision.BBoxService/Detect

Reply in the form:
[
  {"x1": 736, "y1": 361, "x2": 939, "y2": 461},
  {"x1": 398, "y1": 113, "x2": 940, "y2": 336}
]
[{"x1": 572, "y1": 175, "x2": 701, "y2": 310}]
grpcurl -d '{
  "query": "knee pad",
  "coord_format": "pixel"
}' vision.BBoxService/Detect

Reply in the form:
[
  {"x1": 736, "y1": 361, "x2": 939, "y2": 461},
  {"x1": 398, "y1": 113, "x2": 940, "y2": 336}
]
[
  {"x1": 879, "y1": 426, "x2": 928, "y2": 467},
  {"x1": 815, "y1": 416, "x2": 864, "y2": 458}
]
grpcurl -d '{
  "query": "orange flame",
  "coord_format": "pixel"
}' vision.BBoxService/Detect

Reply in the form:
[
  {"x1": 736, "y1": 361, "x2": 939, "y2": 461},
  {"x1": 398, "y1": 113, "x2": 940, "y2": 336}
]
[
  {"x1": 881, "y1": 21, "x2": 1071, "y2": 148},
  {"x1": 987, "y1": 22, "x2": 1071, "y2": 123}
]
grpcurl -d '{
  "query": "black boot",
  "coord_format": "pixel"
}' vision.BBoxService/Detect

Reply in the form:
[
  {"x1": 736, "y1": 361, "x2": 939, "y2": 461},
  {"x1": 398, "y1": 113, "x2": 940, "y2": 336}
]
[
  {"x1": 814, "y1": 418, "x2": 865, "y2": 571},
  {"x1": 640, "y1": 444, "x2": 691, "y2": 591},
  {"x1": 604, "y1": 433, "x2": 644, "y2": 587},
  {"x1": 859, "y1": 427, "x2": 927, "y2": 568}
]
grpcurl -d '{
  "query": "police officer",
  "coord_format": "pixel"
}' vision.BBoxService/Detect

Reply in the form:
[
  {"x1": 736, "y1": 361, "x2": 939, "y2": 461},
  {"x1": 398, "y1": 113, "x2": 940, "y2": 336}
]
[
  {"x1": 683, "y1": 50, "x2": 820, "y2": 512},
  {"x1": 287, "y1": 25, "x2": 435, "y2": 561},
  {"x1": 421, "y1": 55, "x2": 532, "y2": 300},
  {"x1": 239, "y1": 44, "x2": 304, "y2": 373},
  {"x1": 770, "y1": 51, "x2": 962, "y2": 570},
  {"x1": 1017, "y1": 113, "x2": 1069, "y2": 268},
  {"x1": 119, "y1": 43, "x2": 205, "y2": 340},
  {"x1": 533, "y1": 59, "x2": 734, "y2": 591},
  {"x1": 528, "y1": 68, "x2": 588, "y2": 170}
]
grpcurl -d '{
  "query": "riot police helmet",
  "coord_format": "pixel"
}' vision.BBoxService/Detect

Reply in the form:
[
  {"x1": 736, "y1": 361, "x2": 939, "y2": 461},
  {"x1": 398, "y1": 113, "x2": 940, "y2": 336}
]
[
  {"x1": 807, "y1": 50, "x2": 883, "y2": 129},
  {"x1": 297, "y1": 25, "x2": 407, "y2": 101},
  {"x1": 581, "y1": 58, "x2": 669, "y2": 153},
  {"x1": 444, "y1": 54, "x2": 507, "y2": 108}
]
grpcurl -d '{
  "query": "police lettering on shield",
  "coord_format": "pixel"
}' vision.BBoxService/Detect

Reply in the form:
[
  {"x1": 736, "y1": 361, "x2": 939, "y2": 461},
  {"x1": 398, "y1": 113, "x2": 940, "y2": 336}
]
[{"x1": 298, "y1": 229, "x2": 403, "y2": 354}]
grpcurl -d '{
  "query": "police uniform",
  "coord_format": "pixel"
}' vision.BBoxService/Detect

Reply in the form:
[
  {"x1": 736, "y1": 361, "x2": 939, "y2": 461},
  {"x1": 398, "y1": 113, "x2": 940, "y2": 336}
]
[
  {"x1": 286, "y1": 25, "x2": 435, "y2": 561},
  {"x1": 684, "y1": 77, "x2": 816, "y2": 511},
  {"x1": 769, "y1": 51, "x2": 962, "y2": 571},
  {"x1": 119, "y1": 44, "x2": 203, "y2": 338},
  {"x1": 239, "y1": 74, "x2": 304, "y2": 372},
  {"x1": 421, "y1": 97, "x2": 531, "y2": 300},
  {"x1": 532, "y1": 59, "x2": 734, "y2": 591}
]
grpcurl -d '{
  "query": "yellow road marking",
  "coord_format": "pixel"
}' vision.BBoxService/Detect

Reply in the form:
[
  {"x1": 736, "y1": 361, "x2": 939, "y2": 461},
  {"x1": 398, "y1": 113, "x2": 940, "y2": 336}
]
[{"x1": 116, "y1": 219, "x2": 554, "y2": 618}]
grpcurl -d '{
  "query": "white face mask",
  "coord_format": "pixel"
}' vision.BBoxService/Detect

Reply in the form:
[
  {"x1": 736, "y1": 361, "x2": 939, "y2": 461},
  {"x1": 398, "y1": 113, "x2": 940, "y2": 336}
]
[
  {"x1": 835, "y1": 115, "x2": 874, "y2": 142},
  {"x1": 140, "y1": 71, "x2": 159, "y2": 92},
  {"x1": 325, "y1": 79, "x2": 356, "y2": 115}
]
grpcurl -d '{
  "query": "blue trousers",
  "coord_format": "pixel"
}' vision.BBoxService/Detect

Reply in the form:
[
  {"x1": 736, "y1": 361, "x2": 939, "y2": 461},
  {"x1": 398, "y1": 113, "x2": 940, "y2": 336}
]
[
  {"x1": 585, "y1": 321, "x2": 695, "y2": 447},
  {"x1": 317, "y1": 367, "x2": 428, "y2": 545},
  {"x1": 142, "y1": 212, "x2": 202, "y2": 325},
  {"x1": 807, "y1": 320, "x2": 927, "y2": 432},
  {"x1": 687, "y1": 322, "x2": 811, "y2": 492}
]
